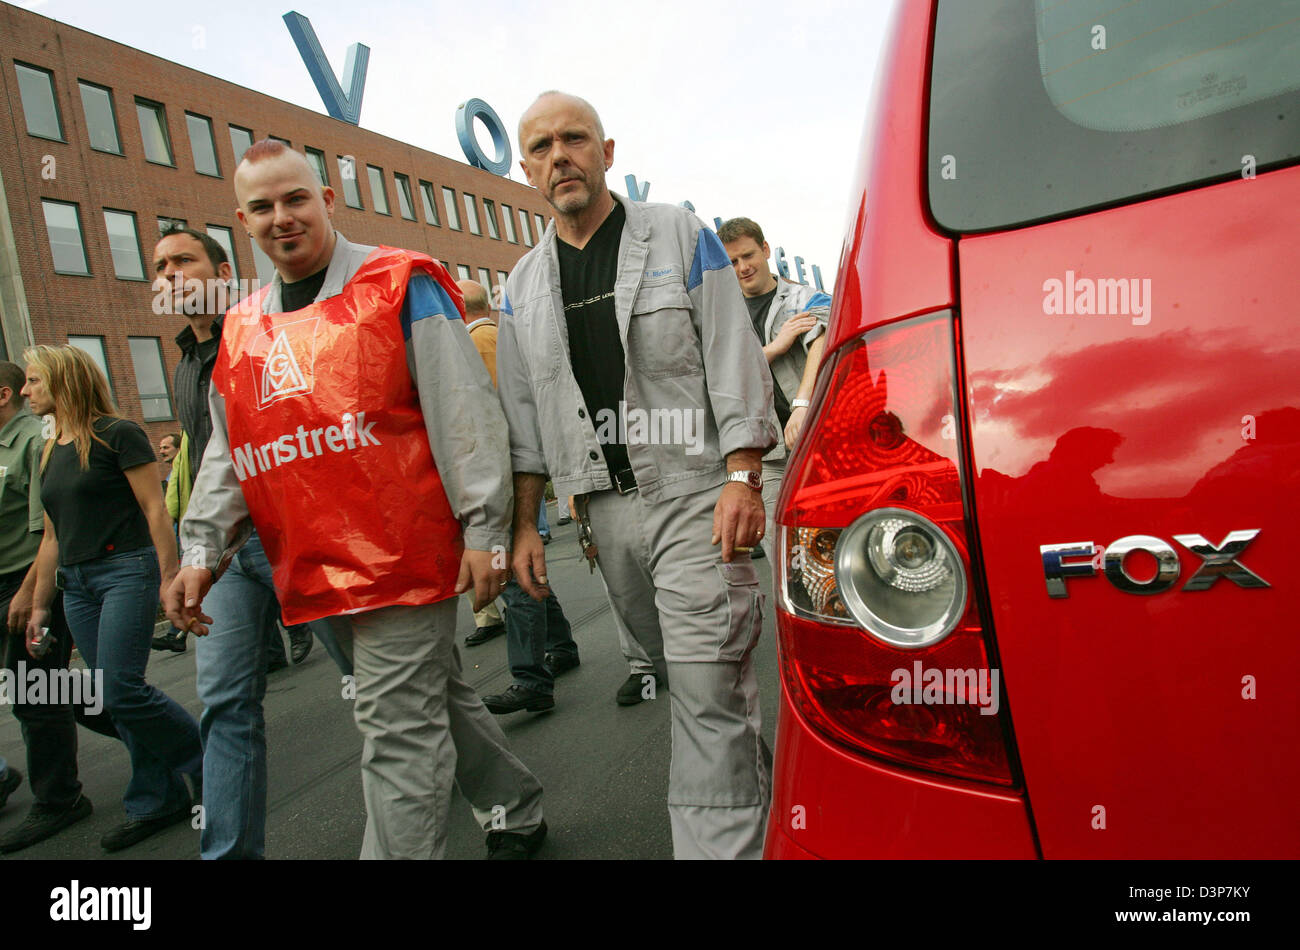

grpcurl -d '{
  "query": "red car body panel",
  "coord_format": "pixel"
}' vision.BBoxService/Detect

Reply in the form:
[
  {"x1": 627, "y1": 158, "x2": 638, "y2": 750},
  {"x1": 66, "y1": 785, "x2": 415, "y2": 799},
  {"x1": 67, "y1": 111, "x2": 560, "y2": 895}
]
[
  {"x1": 766, "y1": 0, "x2": 1300, "y2": 858},
  {"x1": 960, "y1": 167, "x2": 1300, "y2": 858}
]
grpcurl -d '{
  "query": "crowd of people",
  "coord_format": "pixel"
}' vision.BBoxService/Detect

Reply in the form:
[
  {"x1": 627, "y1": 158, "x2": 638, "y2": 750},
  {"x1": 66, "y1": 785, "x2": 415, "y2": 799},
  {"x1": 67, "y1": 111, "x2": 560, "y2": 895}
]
[{"x1": 0, "y1": 90, "x2": 831, "y2": 860}]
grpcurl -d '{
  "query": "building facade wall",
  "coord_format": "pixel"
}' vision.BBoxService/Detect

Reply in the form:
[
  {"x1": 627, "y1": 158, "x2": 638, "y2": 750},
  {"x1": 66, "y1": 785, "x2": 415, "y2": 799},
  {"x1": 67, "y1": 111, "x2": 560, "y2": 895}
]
[{"x1": 0, "y1": 2, "x2": 550, "y2": 451}]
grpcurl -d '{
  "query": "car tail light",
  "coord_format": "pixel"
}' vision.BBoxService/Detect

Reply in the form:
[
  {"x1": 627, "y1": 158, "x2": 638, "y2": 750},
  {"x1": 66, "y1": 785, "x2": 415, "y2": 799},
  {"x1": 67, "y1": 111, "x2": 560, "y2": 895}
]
[{"x1": 776, "y1": 310, "x2": 1014, "y2": 786}]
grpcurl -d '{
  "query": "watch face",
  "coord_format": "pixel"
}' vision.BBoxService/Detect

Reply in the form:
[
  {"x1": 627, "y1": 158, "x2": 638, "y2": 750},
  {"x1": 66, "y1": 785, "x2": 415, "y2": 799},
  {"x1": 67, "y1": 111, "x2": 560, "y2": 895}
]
[{"x1": 732, "y1": 470, "x2": 761, "y2": 490}]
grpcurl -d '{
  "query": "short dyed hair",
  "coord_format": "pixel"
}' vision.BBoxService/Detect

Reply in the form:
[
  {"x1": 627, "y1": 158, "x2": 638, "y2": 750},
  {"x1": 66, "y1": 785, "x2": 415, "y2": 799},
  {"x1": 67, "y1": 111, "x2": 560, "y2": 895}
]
[{"x1": 717, "y1": 217, "x2": 765, "y2": 247}]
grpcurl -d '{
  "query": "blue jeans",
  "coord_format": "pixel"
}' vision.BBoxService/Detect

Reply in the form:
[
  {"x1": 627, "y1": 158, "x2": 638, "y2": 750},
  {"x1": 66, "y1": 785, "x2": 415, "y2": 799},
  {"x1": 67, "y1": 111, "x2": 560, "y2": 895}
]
[
  {"x1": 502, "y1": 579, "x2": 578, "y2": 694},
  {"x1": 61, "y1": 547, "x2": 202, "y2": 820},
  {"x1": 537, "y1": 498, "x2": 550, "y2": 538},
  {"x1": 195, "y1": 531, "x2": 349, "y2": 859}
]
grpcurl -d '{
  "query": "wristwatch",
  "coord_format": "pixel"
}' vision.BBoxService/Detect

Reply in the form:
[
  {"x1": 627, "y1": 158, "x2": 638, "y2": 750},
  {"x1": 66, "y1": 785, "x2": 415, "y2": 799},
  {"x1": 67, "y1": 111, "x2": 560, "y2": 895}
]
[
  {"x1": 727, "y1": 470, "x2": 763, "y2": 491},
  {"x1": 792, "y1": 398, "x2": 811, "y2": 409}
]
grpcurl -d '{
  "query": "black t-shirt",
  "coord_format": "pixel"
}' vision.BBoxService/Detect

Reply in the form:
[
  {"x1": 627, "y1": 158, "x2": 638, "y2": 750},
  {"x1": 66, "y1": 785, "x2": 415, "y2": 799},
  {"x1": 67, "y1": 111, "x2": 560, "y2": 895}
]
[
  {"x1": 744, "y1": 283, "x2": 791, "y2": 426},
  {"x1": 41, "y1": 417, "x2": 157, "y2": 566},
  {"x1": 281, "y1": 267, "x2": 329, "y2": 313},
  {"x1": 558, "y1": 201, "x2": 630, "y2": 475}
]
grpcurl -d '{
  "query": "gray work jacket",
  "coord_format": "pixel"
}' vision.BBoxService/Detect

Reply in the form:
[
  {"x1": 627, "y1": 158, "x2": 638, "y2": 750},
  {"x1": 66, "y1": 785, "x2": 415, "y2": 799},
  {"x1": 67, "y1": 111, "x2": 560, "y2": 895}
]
[
  {"x1": 497, "y1": 194, "x2": 778, "y2": 503},
  {"x1": 180, "y1": 231, "x2": 511, "y2": 572},
  {"x1": 762, "y1": 278, "x2": 831, "y2": 462}
]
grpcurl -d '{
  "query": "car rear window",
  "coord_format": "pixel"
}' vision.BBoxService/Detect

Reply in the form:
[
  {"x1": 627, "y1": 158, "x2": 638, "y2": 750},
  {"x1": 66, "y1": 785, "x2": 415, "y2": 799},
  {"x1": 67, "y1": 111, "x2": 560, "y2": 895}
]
[{"x1": 928, "y1": 0, "x2": 1300, "y2": 233}]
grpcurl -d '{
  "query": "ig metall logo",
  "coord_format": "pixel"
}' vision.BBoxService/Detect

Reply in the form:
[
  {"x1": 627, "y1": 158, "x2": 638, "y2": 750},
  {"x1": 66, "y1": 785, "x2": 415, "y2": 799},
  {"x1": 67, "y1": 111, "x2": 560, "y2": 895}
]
[{"x1": 1040, "y1": 530, "x2": 1269, "y2": 598}]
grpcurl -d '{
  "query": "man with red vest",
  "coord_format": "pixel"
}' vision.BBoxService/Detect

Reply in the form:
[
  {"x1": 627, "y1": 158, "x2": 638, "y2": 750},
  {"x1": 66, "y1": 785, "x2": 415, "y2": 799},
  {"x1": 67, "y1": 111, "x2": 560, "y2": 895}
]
[{"x1": 165, "y1": 141, "x2": 545, "y2": 859}]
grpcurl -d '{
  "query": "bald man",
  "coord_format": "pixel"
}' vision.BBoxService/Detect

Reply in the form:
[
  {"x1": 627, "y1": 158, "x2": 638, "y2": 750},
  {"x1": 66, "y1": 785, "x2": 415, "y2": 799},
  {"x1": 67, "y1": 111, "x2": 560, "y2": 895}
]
[
  {"x1": 167, "y1": 142, "x2": 545, "y2": 859},
  {"x1": 497, "y1": 92, "x2": 777, "y2": 859}
]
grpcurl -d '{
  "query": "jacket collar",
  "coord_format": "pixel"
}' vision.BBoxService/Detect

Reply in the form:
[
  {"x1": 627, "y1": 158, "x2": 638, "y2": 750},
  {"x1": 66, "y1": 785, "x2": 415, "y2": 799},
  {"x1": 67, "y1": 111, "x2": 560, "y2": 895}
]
[
  {"x1": 174, "y1": 314, "x2": 225, "y2": 352},
  {"x1": 260, "y1": 230, "x2": 354, "y2": 315},
  {"x1": 0, "y1": 409, "x2": 37, "y2": 448},
  {"x1": 539, "y1": 191, "x2": 645, "y2": 258}
]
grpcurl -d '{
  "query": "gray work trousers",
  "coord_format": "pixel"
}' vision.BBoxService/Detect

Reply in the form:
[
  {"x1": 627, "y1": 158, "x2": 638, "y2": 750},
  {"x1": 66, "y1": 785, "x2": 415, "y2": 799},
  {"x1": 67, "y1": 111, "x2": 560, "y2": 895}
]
[
  {"x1": 585, "y1": 483, "x2": 772, "y2": 860},
  {"x1": 595, "y1": 570, "x2": 660, "y2": 677},
  {"x1": 760, "y1": 458, "x2": 786, "y2": 561},
  {"x1": 326, "y1": 599, "x2": 545, "y2": 859}
]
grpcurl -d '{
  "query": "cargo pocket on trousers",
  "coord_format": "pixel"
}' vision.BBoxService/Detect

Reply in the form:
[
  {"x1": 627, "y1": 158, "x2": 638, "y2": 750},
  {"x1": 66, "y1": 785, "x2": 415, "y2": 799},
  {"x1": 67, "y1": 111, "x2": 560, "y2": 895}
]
[{"x1": 716, "y1": 559, "x2": 762, "y2": 662}]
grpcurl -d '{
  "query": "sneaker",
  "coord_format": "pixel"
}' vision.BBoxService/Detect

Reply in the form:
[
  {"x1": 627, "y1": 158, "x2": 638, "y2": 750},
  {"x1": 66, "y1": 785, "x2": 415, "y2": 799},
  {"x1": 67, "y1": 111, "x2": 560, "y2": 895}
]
[
  {"x1": 617, "y1": 672, "x2": 659, "y2": 706},
  {"x1": 288, "y1": 624, "x2": 314, "y2": 664},
  {"x1": 465, "y1": 622, "x2": 506, "y2": 647},
  {"x1": 481, "y1": 684, "x2": 554, "y2": 715},
  {"x1": 0, "y1": 795, "x2": 93, "y2": 854},
  {"x1": 543, "y1": 652, "x2": 580, "y2": 678},
  {"x1": 100, "y1": 803, "x2": 193, "y2": 853},
  {"x1": 0, "y1": 767, "x2": 22, "y2": 810},
  {"x1": 486, "y1": 819, "x2": 547, "y2": 860}
]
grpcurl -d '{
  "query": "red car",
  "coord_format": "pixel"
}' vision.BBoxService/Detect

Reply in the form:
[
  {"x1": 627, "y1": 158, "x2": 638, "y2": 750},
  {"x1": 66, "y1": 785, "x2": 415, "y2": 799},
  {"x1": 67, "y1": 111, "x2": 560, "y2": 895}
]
[{"x1": 767, "y1": 0, "x2": 1299, "y2": 859}]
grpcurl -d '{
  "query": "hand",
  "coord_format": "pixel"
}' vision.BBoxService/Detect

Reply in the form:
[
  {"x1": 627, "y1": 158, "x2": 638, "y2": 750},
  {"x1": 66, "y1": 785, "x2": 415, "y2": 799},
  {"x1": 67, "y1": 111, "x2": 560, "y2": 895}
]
[
  {"x1": 771, "y1": 313, "x2": 818, "y2": 356},
  {"x1": 511, "y1": 530, "x2": 551, "y2": 601},
  {"x1": 784, "y1": 405, "x2": 809, "y2": 449},
  {"x1": 24, "y1": 607, "x2": 50, "y2": 658},
  {"x1": 8, "y1": 587, "x2": 35, "y2": 637},
  {"x1": 455, "y1": 549, "x2": 507, "y2": 612},
  {"x1": 164, "y1": 566, "x2": 215, "y2": 636},
  {"x1": 711, "y1": 481, "x2": 766, "y2": 563}
]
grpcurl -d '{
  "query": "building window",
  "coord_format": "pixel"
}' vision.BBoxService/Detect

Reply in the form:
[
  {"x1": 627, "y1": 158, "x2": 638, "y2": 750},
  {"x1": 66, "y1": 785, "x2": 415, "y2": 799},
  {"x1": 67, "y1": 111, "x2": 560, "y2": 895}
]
[
  {"x1": 535, "y1": 213, "x2": 547, "y2": 240},
  {"x1": 229, "y1": 125, "x2": 253, "y2": 164},
  {"x1": 128, "y1": 337, "x2": 173, "y2": 421},
  {"x1": 135, "y1": 99, "x2": 174, "y2": 165},
  {"x1": 338, "y1": 156, "x2": 362, "y2": 208},
  {"x1": 418, "y1": 181, "x2": 440, "y2": 226},
  {"x1": 462, "y1": 193, "x2": 481, "y2": 235},
  {"x1": 456, "y1": 264, "x2": 472, "y2": 281},
  {"x1": 393, "y1": 173, "x2": 415, "y2": 220},
  {"x1": 366, "y1": 165, "x2": 390, "y2": 215},
  {"x1": 481, "y1": 199, "x2": 500, "y2": 240},
  {"x1": 67, "y1": 336, "x2": 111, "y2": 392},
  {"x1": 305, "y1": 147, "x2": 329, "y2": 187},
  {"x1": 205, "y1": 225, "x2": 239, "y2": 281},
  {"x1": 41, "y1": 200, "x2": 89, "y2": 275},
  {"x1": 518, "y1": 209, "x2": 533, "y2": 247},
  {"x1": 15, "y1": 63, "x2": 63, "y2": 140},
  {"x1": 158, "y1": 216, "x2": 187, "y2": 236},
  {"x1": 497, "y1": 270, "x2": 509, "y2": 292},
  {"x1": 502, "y1": 204, "x2": 517, "y2": 243},
  {"x1": 185, "y1": 113, "x2": 220, "y2": 177},
  {"x1": 269, "y1": 136, "x2": 291, "y2": 147},
  {"x1": 442, "y1": 187, "x2": 462, "y2": 230},
  {"x1": 440, "y1": 261, "x2": 452, "y2": 274},
  {"x1": 103, "y1": 209, "x2": 145, "y2": 280},
  {"x1": 78, "y1": 81, "x2": 121, "y2": 154},
  {"x1": 477, "y1": 267, "x2": 492, "y2": 290}
]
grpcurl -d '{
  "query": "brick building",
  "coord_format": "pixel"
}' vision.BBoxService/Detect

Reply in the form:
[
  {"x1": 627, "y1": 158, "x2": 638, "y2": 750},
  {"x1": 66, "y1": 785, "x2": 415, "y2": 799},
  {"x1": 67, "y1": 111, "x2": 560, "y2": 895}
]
[{"x1": 0, "y1": 2, "x2": 551, "y2": 447}]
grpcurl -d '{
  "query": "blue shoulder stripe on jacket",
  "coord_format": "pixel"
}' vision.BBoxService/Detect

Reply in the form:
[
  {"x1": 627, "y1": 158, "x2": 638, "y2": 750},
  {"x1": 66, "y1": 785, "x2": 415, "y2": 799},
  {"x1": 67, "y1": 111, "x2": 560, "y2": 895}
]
[
  {"x1": 401, "y1": 273, "x2": 462, "y2": 340},
  {"x1": 501, "y1": 291, "x2": 513, "y2": 316},
  {"x1": 801, "y1": 292, "x2": 832, "y2": 311},
  {"x1": 687, "y1": 228, "x2": 732, "y2": 291}
]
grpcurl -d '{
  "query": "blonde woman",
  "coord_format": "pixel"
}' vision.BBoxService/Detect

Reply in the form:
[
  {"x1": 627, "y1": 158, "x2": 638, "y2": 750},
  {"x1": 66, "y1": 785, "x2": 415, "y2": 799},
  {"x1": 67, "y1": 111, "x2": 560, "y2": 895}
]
[{"x1": 21, "y1": 345, "x2": 202, "y2": 852}]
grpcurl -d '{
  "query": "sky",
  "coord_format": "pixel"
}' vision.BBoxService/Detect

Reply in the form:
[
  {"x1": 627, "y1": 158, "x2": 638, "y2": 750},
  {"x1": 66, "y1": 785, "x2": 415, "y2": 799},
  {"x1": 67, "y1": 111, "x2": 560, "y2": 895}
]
[{"x1": 15, "y1": 0, "x2": 895, "y2": 290}]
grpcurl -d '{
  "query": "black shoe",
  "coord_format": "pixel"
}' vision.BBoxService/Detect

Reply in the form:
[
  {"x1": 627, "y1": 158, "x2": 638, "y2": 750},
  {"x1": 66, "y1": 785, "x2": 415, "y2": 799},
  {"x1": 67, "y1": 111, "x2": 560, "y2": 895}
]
[
  {"x1": 465, "y1": 622, "x2": 506, "y2": 647},
  {"x1": 486, "y1": 819, "x2": 547, "y2": 860},
  {"x1": 482, "y1": 684, "x2": 554, "y2": 714},
  {"x1": 543, "y1": 652, "x2": 580, "y2": 678},
  {"x1": 288, "y1": 625, "x2": 313, "y2": 664},
  {"x1": 750, "y1": 545, "x2": 766, "y2": 560},
  {"x1": 100, "y1": 803, "x2": 192, "y2": 852},
  {"x1": 152, "y1": 630, "x2": 186, "y2": 652},
  {"x1": 540, "y1": 534, "x2": 552, "y2": 545},
  {"x1": 0, "y1": 795, "x2": 92, "y2": 854},
  {"x1": 556, "y1": 513, "x2": 572, "y2": 525},
  {"x1": 617, "y1": 672, "x2": 659, "y2": 706},
  {"x1": 0, "y1": 767, "x2": 22, "y2": 810}
]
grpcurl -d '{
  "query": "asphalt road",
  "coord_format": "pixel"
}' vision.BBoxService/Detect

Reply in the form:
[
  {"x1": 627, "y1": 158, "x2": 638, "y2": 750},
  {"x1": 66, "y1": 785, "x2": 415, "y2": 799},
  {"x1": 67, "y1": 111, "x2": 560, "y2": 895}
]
[{"x1": 0, "y1": 503, "x2": 780, "y2": 860}]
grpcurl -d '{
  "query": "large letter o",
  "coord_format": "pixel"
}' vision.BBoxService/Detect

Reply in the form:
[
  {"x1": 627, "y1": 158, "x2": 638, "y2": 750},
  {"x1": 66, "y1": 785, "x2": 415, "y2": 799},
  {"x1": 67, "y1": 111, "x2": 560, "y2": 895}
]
[{"x1": 456, "y1": 99, "x2": 512, "y2": 176}]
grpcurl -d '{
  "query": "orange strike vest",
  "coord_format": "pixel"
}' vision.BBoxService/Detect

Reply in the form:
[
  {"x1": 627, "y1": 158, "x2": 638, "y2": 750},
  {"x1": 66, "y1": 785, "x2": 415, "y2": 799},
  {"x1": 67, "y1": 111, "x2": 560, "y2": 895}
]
[{"x1": 212, "y1": 247, "x2": 465, "y2": 624}]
